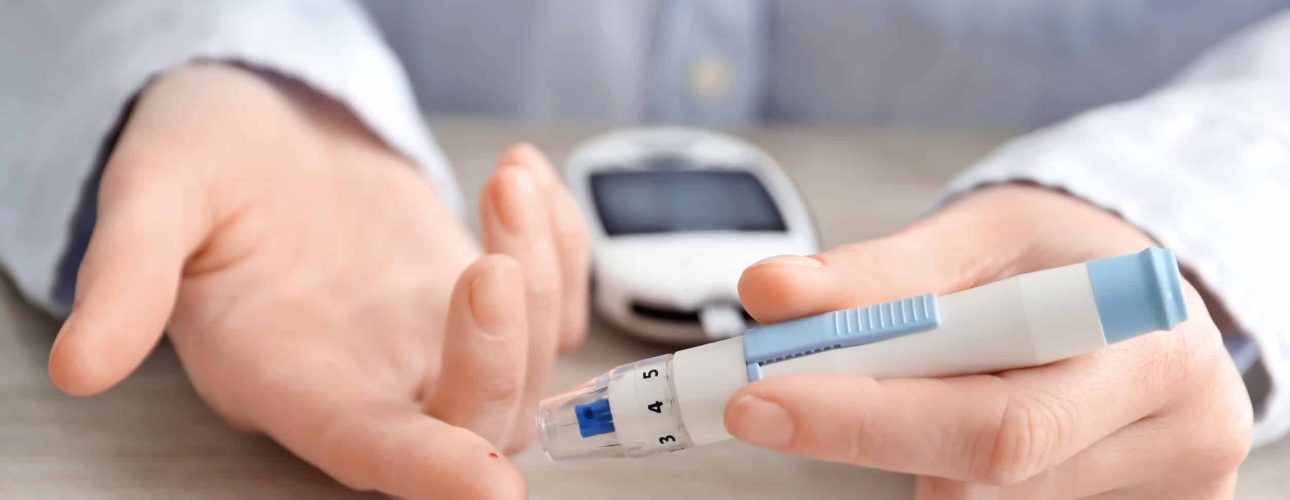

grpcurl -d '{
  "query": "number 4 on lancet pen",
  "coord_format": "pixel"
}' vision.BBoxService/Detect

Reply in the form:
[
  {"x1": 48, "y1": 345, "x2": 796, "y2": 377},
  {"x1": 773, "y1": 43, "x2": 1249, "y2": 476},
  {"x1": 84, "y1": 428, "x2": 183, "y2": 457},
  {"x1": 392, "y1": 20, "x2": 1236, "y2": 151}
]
[{"x1": 536, "y1": 248, "x2": 1187, "y2": 460}]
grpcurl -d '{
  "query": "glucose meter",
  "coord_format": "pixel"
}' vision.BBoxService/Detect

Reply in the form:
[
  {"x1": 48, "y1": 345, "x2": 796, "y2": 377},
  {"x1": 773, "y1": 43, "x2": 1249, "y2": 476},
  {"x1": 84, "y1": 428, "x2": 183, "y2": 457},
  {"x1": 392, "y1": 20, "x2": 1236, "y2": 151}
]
[
  {"x1": 564, "y1": 128, "x2": 818, "y2": 344},
  {"x1": 537, "y1": 248, "x2": 1188, "y2": 460}
]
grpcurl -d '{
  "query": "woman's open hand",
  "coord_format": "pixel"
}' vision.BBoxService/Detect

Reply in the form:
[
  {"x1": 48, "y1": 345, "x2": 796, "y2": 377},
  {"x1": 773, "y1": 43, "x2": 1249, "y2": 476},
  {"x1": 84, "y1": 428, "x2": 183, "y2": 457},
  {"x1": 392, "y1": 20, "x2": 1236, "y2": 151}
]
[{"x1": 48, "y1": 64, "x2": 588, "y2": 500}]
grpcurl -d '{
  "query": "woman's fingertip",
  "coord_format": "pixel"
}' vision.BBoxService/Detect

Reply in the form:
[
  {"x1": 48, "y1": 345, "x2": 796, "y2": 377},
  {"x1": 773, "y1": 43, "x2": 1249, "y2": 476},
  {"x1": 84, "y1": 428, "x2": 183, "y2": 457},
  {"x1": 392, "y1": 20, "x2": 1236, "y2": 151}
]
[
  {"x1": 490, "y1": 168, "x2": 538, "y2": 233},
  {"x1": 750, "y1": 255, "x2": 825, "y2": 270},
  {"x1": 468, "y1": 258, "x2": 519, "y2": 338},
  {"x1": 513, "y1": 142, "x2": 539, "y2": 157},
  {"x1": 739, "y1": 256, "x2": 822, "y2": 298},
  {"x1": 511, "y1": 142, "x2": 547, "y2": 166},
  {"x1": 47, "y1": 339, "x2": 77, "y2": 394},
  {"x1": 511, "y1": 143, "x2": 559, "y2": 186},
  {"x1": 725, "y1": 394, "x2": 795, "y2": 449},
  {"x1": 500, "y1": 141, "x2": 532, "y2": 157},
  {"x1": 48, "y1": 336, "x2": 110, "y2": 396},
  {"x1": 738, "y1": 255, "x2": 831, "y2": 323}
]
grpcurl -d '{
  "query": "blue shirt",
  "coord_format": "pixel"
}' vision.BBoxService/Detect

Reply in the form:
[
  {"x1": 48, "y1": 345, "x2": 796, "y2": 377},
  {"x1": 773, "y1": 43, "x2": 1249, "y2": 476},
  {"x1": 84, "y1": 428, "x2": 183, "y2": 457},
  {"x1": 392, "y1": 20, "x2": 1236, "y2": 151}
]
[{"x1": 366, "y1": 0, "x2": 1290, "y2": 127}]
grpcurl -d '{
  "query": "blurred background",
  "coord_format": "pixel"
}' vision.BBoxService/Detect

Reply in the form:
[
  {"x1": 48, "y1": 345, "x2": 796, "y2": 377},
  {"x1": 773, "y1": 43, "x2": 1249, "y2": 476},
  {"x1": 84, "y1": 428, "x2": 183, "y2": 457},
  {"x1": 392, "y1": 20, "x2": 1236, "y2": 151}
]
[
  {"x1": 364, "y1": 0, "x2": 1286, "y2": 128},
  {"x1": 4, "y1": 1, "x2": 1290, "y2": 498}
]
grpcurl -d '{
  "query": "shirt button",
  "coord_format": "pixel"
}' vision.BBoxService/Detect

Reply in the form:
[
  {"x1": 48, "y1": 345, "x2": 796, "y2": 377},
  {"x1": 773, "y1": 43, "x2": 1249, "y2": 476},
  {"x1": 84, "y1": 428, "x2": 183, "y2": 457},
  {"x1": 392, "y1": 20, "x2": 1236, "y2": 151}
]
[{"x1": 688, "y1": 55, "x2": 732, "y2": 103}]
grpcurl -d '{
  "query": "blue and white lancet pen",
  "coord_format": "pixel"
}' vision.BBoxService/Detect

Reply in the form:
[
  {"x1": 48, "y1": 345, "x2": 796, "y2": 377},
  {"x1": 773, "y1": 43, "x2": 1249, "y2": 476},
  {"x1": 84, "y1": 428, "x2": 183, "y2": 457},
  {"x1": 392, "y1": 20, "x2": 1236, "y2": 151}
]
[{"x1": 536, "y1": 248, "x2": 1188, "y2": 460}]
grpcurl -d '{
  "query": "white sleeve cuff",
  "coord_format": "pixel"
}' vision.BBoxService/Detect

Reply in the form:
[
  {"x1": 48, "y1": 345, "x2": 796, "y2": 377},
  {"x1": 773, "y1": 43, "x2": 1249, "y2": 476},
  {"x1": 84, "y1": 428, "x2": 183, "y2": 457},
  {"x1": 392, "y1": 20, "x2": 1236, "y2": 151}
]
[{"x1": 939, "y1": 79, "x2": 1290, "y2": 446}]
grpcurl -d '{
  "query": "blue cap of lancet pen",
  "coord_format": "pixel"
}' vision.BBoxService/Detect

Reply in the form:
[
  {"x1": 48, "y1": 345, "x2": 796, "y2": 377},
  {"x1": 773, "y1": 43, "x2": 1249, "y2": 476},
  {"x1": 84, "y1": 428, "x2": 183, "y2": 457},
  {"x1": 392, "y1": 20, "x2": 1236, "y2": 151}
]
[{"x1": 1087, "y1": 248, "x2": 1188, "y2": 343}]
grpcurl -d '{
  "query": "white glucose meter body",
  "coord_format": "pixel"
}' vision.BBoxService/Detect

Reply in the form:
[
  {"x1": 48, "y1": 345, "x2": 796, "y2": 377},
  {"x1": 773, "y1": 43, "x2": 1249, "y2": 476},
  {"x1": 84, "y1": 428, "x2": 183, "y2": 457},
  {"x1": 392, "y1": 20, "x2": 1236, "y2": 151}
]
[{"x1": 564, "y1": 128, "x2": 818, "y2": 344}]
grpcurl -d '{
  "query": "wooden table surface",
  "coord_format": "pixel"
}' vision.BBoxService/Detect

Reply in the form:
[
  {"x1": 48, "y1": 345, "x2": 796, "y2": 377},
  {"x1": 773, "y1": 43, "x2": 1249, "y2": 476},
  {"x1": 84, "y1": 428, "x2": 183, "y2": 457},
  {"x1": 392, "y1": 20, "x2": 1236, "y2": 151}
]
[{"x1": 2, "y1": 120, "x2": 1287, "y2": 499}]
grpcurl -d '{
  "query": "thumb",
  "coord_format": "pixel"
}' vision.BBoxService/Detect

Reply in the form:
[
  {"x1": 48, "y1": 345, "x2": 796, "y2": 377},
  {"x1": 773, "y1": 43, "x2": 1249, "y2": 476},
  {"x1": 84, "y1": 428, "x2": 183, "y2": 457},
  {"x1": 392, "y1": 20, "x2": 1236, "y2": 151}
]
[
  {"x1": 738, "y1": 204, "x2": 1029, "y2": 324},
  {"x1": 49, "y1": 151, "x2": 208, "y2": 396}
]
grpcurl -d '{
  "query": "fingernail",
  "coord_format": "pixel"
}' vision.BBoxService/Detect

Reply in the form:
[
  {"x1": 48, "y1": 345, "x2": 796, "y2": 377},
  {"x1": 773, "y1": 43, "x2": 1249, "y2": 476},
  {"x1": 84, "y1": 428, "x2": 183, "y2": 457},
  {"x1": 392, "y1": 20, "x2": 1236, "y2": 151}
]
[
  {"x1": 492, "y1": 167, "x2": 536, "y2": 233},
  {"x1": 753, "y1": 255, "x2": 824, "y2": 270},
  {"x1": 727, "y1": 395, "x2": 794, "y2": 448},
  {"x1": 468, "y1": 262, "x2": 512, "y2": 338}
]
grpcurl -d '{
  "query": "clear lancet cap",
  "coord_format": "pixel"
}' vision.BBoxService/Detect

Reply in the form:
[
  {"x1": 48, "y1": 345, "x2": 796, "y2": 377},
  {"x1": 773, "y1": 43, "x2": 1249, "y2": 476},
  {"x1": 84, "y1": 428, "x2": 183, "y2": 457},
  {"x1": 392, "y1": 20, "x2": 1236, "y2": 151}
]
[{"x1": 536, "y1": 372, "x2": 628, "y2": 460}]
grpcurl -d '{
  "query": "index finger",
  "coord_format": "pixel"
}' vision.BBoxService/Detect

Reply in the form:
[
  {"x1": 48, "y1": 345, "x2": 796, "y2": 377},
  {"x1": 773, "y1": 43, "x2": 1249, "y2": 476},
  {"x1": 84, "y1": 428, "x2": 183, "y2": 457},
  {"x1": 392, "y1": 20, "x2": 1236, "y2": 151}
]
[{"x1": 500, "y1": 143, "x2": 590, "y2": 352}]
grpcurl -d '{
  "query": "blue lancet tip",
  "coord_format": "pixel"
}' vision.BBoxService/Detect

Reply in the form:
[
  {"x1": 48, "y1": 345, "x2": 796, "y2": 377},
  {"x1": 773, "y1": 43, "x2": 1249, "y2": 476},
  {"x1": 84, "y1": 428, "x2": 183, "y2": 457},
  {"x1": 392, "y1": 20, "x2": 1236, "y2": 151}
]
[{"x1": 574, "y1": 399, "x2": 615, "y2": 438}]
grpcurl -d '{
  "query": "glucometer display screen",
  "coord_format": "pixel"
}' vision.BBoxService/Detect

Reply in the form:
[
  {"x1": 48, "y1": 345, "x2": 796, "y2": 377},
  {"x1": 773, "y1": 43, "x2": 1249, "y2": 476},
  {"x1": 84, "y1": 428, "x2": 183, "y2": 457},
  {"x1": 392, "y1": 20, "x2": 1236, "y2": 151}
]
[{"x1": 590, "y1": 170, "x2": 787, "y2": 235}]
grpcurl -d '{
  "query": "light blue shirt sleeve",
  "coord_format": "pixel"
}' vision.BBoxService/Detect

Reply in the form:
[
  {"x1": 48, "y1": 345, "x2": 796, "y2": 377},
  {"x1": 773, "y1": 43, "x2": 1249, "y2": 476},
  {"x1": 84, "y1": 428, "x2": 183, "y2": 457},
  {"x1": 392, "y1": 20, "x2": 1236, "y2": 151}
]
[
  {"x1": 941, "y1": 10, "x2": 1290, "y2": 446},
  {"x1": 0, "y1": 0, "x2": 460, "y2": 314}
]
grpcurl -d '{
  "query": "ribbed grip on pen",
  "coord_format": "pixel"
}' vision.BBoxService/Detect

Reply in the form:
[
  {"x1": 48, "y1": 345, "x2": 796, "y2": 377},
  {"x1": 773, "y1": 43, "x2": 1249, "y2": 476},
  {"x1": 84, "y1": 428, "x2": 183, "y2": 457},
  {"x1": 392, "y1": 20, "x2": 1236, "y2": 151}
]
[
  {"x1": 832, "y1": 294, "x2": 937, "y2": 337},
  {"x1": 744, "y1": 294, "x2": 942, "y2": 381}
]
